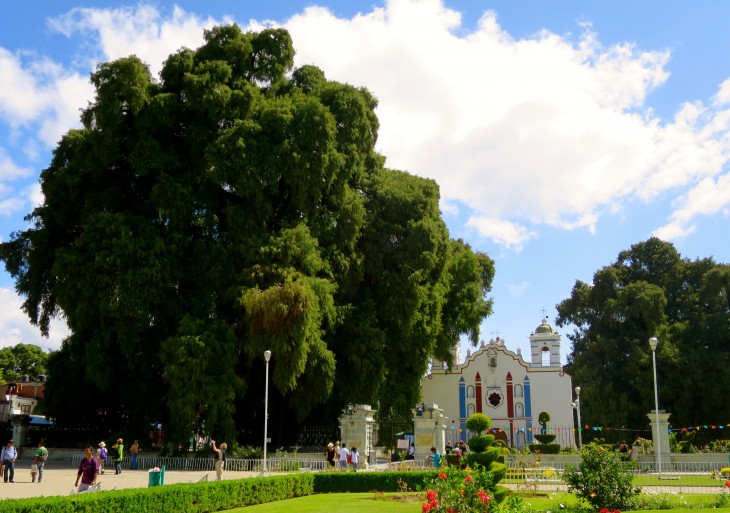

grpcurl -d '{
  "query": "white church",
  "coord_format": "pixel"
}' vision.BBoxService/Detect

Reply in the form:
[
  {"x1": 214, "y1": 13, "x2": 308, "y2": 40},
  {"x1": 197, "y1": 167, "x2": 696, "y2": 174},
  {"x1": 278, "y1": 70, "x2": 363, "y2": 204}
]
[{"x1": 420, "y1": 318, "x2": 576, "y2": 450}]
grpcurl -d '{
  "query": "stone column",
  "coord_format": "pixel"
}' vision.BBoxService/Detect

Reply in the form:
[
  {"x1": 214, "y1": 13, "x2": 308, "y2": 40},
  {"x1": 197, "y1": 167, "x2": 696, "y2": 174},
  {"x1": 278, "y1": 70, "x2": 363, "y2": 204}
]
[
  {"x1": 412, "y1": 403, "x2": 446, "y2": 465},
  {"x1": 338, "y1": 404, "x2": 376, "y2": 468},
  {"x1": 10, "y1": 414, "x2": 30, "y2": 447},
  {"x1": 647, "y1": 411, "x2": 671, "y2": 469}
]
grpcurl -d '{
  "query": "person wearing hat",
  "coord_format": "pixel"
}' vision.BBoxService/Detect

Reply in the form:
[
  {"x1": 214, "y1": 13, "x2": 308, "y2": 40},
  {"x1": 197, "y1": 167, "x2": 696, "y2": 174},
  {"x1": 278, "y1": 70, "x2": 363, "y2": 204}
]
[
  {"x1": 325, "y1": 442, "x2": 336, "y2": 469},
  {"x1": 96, "y1": 442, "x2": 108, "y2": 475},
  {"x1": 1, "y1": 440, "x2": 17, "y2": 482},
  {"x1": 112, "y1": 438, "x2": 124, "y2": 474}
]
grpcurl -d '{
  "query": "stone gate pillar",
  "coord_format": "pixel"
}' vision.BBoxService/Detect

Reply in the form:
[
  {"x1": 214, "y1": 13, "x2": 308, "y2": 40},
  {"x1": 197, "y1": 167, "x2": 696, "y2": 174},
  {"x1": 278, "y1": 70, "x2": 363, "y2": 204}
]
[
  {"x1": 647, "y1": 411, "x2": 671, "y2": 470},
  {"x1": 412, "y1": 403, "x2": 446, "y2": 465},
  {"x1": 338, "y1": 404, "x2": 376, "y2": 468}
]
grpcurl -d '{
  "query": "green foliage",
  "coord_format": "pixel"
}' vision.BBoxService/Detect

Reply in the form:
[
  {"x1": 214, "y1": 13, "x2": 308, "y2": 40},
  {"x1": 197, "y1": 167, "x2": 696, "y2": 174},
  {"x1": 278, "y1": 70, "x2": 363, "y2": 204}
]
[
  {"x1": 533, "y1": 434, "x2": 556, "y2": 445},
  {"x1": 468, "y1": 434, "x2": 495, "y2": 453},
  {"x1": 562, "y1": 443, "x2": 639, "y2": 510},
  {"x1": 537, "y1": 411, "x2": 550, "y2": 431},
  {"x1": 528, "y1": 443, "x2": 560, "y2": 454},
  {"x1": 0, "y1": 23, "x2": 495, "y2": 445},
  {"x1": 0, "y1": 343, "x2": 49, "y2": 383},
  {"x1": 465, "y1": 413, "x2": 492, "y2": 434},
  {"x1": 557, "y1": 237, "x2": 730, "y2": 429}
]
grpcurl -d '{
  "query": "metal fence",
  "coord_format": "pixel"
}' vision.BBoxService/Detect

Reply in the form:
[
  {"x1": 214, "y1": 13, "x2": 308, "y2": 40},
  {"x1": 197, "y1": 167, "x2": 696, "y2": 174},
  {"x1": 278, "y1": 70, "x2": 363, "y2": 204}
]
[
  {"x1": 71, "y1": 455, "x2": 330, "y2": 472},
  {"x1": 504, "y1": 459, "x2": 730, "y2": 493}
]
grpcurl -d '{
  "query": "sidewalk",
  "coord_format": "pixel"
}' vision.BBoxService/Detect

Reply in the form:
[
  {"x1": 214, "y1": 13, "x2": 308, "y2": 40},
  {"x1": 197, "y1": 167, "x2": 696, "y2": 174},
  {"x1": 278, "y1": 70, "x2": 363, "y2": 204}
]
[{"x1": 0, "y1": 460, "x2": 259, "y2": 500}]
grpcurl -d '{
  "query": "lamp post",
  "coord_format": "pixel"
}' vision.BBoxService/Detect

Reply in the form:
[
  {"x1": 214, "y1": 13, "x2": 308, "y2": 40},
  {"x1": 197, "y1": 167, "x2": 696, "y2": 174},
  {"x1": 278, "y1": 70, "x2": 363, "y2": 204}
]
[
  {"x1": 574, "y1": 386, "x2": 582, "y2": 450},
  {"x1": 263, "y1": 350, "x2": 272, "y2": 474},
  {"x1": 649, "y1": 337, "x2": 662, "y2": 478}
]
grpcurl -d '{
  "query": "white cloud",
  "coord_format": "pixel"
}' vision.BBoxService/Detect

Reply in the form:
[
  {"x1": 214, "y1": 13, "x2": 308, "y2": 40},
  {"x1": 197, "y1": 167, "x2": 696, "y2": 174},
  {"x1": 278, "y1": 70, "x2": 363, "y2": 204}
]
[
  {"x1": 1, "y1": 0, "x2": 728, "y2": 256},
  {"x1": 466, "y1": 215, "x2": 535, "y2": 249},
  {"x1": 653, "y1": 173, "x2": 730, "y2": 240},
  {"x1": 0, "y1": 288, "x2": 70, "y2": 351},
  {"x1": 506, "y1": 281, "x2": 529, "y2": 298}
]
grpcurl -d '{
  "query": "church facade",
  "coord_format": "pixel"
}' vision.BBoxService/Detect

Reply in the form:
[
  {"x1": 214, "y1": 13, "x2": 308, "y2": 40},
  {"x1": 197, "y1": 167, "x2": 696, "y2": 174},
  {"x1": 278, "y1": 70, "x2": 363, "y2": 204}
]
[{"x1": 420, "y1": 319, "x2": 576, "y2": 449}]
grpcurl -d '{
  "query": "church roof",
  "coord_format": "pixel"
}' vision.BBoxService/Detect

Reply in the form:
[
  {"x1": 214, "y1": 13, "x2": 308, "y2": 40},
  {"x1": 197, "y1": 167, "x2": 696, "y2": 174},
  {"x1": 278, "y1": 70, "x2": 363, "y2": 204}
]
[{"x1": 534, "y1": 318, "x2": 555, "y2": 334}]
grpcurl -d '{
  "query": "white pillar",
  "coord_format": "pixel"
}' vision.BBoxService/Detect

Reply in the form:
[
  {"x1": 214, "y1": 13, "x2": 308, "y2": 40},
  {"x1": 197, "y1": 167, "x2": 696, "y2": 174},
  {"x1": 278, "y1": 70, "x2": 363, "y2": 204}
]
[
  {"x1": 338, "y1": 404, "x2": 376, "y2": 469},
  {"x1": 413, "y1": 403, "x2": 446, "y2": 464},
  {"x1": 647, "y1": 411, "x2": 671, "y2": 469}
]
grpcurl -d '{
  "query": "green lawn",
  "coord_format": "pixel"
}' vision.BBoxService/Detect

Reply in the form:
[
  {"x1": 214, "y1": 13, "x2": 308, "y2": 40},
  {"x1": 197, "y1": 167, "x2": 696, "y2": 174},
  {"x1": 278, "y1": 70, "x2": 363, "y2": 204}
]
[{"x1": 223, "y1": 492, "x2": 727, "y2": 512}]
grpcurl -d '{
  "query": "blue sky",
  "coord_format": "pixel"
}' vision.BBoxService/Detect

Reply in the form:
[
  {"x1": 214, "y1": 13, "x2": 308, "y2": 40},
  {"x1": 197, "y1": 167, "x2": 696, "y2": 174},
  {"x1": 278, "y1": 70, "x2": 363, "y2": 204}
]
[{"x1": 1, "y1": 1, "x2": 728, "y2": 364}]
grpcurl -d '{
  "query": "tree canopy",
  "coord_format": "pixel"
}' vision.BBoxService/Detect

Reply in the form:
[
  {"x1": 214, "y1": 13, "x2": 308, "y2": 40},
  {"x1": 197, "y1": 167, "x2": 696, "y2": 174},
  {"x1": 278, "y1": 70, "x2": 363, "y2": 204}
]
[
  {"x1": 0, "y1": 25, "x2": 494, "y2": 447},
  {"x1": 0, "y1": 343, "x2": 49, "y2": 383},
  {"x1": 557, "y1": 237, "x2": 730, "y2": 430}
]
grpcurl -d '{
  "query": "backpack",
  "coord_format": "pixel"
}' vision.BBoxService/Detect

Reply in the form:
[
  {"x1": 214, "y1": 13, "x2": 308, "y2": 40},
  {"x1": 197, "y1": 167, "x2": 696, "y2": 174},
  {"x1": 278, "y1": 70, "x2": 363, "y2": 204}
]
[
  {"x1": 100, "y1": 447, "x2": 107, "y2": 460},
  {"x1": 38, "y1": 448, "x2": 48, "y2": 462}
]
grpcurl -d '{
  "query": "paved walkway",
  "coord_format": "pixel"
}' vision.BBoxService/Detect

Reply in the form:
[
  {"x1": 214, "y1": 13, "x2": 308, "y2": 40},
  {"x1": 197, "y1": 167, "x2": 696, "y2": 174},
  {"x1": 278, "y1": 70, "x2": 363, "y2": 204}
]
[{"x1": 0, "y1": 459, "x2": 260, "y2": 501}]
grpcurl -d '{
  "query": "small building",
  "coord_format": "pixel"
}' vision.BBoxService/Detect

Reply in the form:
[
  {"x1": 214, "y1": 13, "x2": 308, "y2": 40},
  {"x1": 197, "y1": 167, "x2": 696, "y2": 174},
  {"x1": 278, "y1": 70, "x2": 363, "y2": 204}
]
[
  {"x1": 0, "y1": 376, "x2": 47, "y2": 423},
  {"x1": 421, "y1": 318, "x2": 575, "y2": 449}
]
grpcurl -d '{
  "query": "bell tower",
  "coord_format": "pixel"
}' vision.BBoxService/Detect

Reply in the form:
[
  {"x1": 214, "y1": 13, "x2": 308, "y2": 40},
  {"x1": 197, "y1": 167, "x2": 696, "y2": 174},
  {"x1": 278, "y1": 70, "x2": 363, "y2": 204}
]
[{"x1": 529, "y1": 318, "x2": 561, "y2": 367}]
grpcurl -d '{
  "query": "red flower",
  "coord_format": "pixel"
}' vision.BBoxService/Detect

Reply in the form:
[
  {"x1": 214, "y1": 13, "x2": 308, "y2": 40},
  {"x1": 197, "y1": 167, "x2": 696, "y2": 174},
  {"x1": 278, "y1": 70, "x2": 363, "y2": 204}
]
[
  {"x1": 422, "y1": 503, "x2": 432, "y2": 513},
  {"x1": 477, "y1": 490, "x2": 493, "y2": 503},
  {"x1": 464, "y1": 475, "x2": 473, "y2": 483},
  {"x1": 438, "y1": 472, "x2": 447, "y2": 479},
  {"x1": 600, "y1": 509, "x2": 608, "y2": 513},
  {"x1": 426, "y1": 490, "x2": 437, "y2": 501},
  {"x1": 726, "y1": 480, "x2": 730, "y2": 488}
]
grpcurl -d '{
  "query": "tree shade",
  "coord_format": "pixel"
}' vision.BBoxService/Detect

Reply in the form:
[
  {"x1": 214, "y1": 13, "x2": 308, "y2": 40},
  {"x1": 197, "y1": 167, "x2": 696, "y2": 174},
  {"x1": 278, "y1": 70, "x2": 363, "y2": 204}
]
[
  {"x1": 0, "y1": 25, "x2": 494, "y2": 448},
  {"x1": 557, "y1": 237, "x2": 730, "y2": 430}
]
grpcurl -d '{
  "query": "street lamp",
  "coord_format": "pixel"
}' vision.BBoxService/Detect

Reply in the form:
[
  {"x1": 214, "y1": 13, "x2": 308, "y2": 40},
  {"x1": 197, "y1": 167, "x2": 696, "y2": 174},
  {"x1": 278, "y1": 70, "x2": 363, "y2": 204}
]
[
  {"x1": 263, "y1": 350, "x2": 272, "y2": 474},
  {"x1": 573, "y1": 386, "x2": 582, "y2": 450},
  {"x1": 649, "y1": 337, "x2": 662, "y2": 478}
]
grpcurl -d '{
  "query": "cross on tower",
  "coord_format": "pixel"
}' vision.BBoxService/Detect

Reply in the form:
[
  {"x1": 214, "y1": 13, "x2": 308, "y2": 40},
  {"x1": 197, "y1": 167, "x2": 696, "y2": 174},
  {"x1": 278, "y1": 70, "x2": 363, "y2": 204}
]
[{"x1": 540, "y1": 307, "x2": 548, "y2": 319}]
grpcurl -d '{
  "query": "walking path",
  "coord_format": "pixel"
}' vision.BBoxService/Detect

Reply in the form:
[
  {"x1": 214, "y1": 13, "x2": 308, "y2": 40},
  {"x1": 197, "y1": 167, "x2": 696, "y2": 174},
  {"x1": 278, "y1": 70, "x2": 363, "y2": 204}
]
[{"x1": 0, "y1": 459, "x2": 260, "y2": 501}]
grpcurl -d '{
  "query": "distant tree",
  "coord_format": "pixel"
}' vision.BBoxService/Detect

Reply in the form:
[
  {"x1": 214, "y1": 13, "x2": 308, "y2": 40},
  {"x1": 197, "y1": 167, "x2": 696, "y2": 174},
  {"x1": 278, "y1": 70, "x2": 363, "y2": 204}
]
[
  {"x1": 557, "y1": 237, "x2": 730, "y2": 429},
  {"x1": 0, "y1": 25, "x2": 493, "y2": 448},
  {"x1": 0, "y1": 343, "x2": 49, "y2": 383}
]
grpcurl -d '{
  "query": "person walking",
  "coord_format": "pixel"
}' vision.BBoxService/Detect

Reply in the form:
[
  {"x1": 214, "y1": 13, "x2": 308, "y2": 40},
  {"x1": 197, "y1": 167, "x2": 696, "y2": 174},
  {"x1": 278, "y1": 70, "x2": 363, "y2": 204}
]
[
  {"x1": 350, "y1": 446, "x2": 359, "y2": 471},
  {"x1": 212, "y1": 440, "x2": 227, "y2": 481},
  {"x1": 112, "y1": 438, "x2": 124, "y2": 474},
  {"x1": 96, "y1": 442, "x2": 107, "y2": 474},
  {"x1": 1, "y1": 440, "x2": 17, "y2": 483},
  {"x1": 32, "y1": 440, "x2": 49, "y2": 483},
  {"x1": 339, "y1": 443, "x2": 350, "y2": 469},
  {"x1": 129, "y1": 440, "x2": 139, "y2": 469},
  {"x1": 75, "y1": 447, "x2": 99, "y2": 492}
]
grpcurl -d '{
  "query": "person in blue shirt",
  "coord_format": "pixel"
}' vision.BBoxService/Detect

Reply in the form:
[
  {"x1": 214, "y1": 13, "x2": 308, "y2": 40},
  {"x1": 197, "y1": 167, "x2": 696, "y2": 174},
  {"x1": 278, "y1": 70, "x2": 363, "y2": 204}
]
[
  {"x1": 430, "y1": 446, "x2": 441, "y2": 468},
  {"x1": 1, "y1": 440, "x2": 18, "y2": 483}
]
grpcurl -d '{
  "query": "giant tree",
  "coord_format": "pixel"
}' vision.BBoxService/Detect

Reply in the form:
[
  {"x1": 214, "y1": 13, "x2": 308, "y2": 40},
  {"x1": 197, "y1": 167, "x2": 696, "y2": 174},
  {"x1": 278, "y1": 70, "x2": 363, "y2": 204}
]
[
  {"x1": 0, "y1": 25, "x2": 493, "y2": 447},
  {"x1": 557, "y1": 237, "x2": 730, "y2": 430}
]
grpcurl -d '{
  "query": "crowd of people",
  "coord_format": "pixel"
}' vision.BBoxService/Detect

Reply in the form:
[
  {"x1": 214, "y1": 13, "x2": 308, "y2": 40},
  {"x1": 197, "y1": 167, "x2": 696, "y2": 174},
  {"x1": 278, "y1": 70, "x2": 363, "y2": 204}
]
[{"x1": 324, "y1": 441, "x2": 360, "y2": 471}]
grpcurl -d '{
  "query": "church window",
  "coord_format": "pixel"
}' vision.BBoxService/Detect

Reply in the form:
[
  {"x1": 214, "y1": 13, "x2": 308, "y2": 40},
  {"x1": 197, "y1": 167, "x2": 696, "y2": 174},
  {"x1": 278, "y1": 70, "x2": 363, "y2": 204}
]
[
  {"x1": 515, "y1": 402, "x2": 524, "y2": 417},
  {"x1": 467, "y1": 403, "x2": 475, "y2": 416},
  {"x1": 466, "y1": 385, "x2": 475, "y2": 398},
  {"x1": 514, "y1": 384, "x2": 523, "y2": 398}
]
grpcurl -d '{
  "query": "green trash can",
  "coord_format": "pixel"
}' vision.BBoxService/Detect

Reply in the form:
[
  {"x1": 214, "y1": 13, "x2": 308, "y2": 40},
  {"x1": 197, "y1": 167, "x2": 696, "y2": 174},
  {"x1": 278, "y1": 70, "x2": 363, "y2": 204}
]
[{"x1": 148, "y1": 465, "x2": 166, "y2": 487}]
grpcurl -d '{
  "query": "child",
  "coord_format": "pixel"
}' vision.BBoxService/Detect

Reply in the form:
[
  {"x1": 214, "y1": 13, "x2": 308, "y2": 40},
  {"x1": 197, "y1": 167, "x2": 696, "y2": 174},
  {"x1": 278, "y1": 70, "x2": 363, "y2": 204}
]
[{"x1": 31, "y1": 463, "x2": 38, "y2": 482}]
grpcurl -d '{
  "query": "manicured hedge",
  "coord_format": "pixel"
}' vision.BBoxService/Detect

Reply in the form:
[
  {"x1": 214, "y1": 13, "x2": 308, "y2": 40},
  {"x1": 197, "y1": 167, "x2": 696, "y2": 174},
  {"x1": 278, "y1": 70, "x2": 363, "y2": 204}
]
[
  {"x1": 313, "y1": 470, "x2": 437, "y2": 493},
  {"x1": 0, "y1": 474, "x2": 315, "y2": 513}
]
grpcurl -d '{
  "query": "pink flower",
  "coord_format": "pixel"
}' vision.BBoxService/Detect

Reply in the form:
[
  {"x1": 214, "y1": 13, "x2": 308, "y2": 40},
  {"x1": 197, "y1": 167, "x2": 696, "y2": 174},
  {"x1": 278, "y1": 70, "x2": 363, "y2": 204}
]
[
  {"x1": 464, "y1": 475, "x2": 473, "y2": 483},
  {"x1": 426, "y1": 490, "x2": 437, "y2": 501}
]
